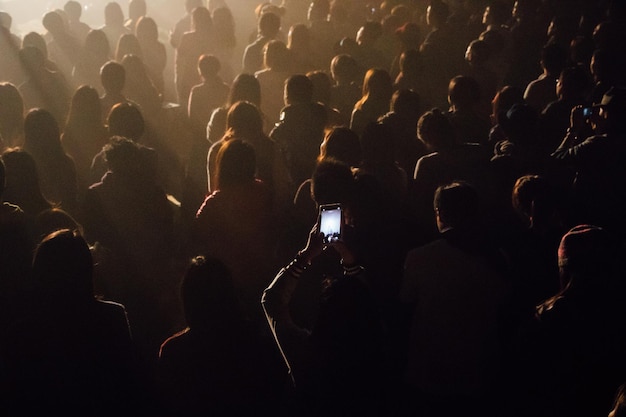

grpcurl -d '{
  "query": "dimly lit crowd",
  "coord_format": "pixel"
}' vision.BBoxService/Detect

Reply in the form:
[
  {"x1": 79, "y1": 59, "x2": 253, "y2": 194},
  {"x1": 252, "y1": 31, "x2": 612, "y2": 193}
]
[{"x1": 1, "y1": 0, "x2": 626, "y2": 416}]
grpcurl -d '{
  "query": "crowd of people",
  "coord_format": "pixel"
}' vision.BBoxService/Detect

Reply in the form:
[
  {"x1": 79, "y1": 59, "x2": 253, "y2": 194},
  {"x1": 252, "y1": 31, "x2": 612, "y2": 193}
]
[{"x1": 1, "y1": 0, "x2": 626, "y2": 415}]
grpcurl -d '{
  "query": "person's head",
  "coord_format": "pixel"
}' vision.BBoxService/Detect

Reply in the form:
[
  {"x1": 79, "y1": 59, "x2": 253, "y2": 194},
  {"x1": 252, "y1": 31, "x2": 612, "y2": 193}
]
[
  {"x1": 34, "y1": 208, "x2": 83, "y2": 245},
  {"x1": 104, "y1": 2, "x2": 125, "y2": 26},
  {"x1": 433, "y1": 181, "x2": 480, "y2": 232},
  {"x1": 356, "y1": 21, "x2": 382, "y2": 47},
  {"x1": 399, "y1": 49, "x2": 420, "y2": 76},
  {"x1": 185, "y1": 0, "x2": 203, "y2": 14},
  {"x1": 448, "y1": 75, "x2": 481, "y2": 110},
  {"x1": 557, "y1": 224, "x2": 617, "y2": 288},
  {"x1": 19, "y1": 46, "x2": 46, "y2": 74},
  {"x1": 307, "y1": 70, "x2": 332, "y2": 105},
  {"x1": 284, "y1": 74, "x2": 313, "y2": 105},
  {"x1": 311, "y1": 158, "x2": 355, "y2": 207},
  {"x1": 121, "y1": 53, "x2": 150, "y2": 85},
  {"x1": 0, "y1": 148, "x2": 45, "y2": 199},
  {"x1": 258, "y1": 11, "x2": 281, "y2": 38},
  {"x1": 482, "y1": 1, "x2": 510, "y2": 26},
  {"x1": 215, "y1": 138, "x2": 256, "y2": 189},
  {"x1": 42, "y1": 11, "x2": 65, "y2": 35},
  {"x1": 512, "y1": 0, "x2": 540, "y2": 21},
  {"x1": 100, "y1": 60, "x2": 125, "y2": 94},
  {"x1": 225, "y1": 101, "x2": 263, "y2": 140},
  {"x1": 540, "y1": 42, "x2": 567, "y2": 77},
  {"x1": 319, "y1": 126, "x2": 362, "y2": 166},
  {"x1": 287, "y1": 23, "x2": 310, "y2": 51},
  {"x1": 115, "y1": 33, "x2": 142, "y2": 61},
  {"x1": 499, "y1": 103, "x2": 539, "y2": 145},
  {"x1": 418, "y1": 108, "x2": 455, "y2": 152},
  {"x1": 85, "y1": 29, "x2": 111, "y2": 58},
  {"x1": 361, "y1": 68, "x2": 392, "y2": 102},
  {"x1": 181, "y1": 255, "x2": 240, "y2": 329},
  {"x1": 395, "y1": 22, "x2": 421, "y2": 49},
  {"x1": 197, "y1": 54, "x2": 221, "y2": 80},
  {"x1": 0, "y1": 11, "x2": 12, "y2": 30},
  {"x1": 426, "y1": 0, "x2": 450, "y2": 28},
  {"x1": 22, "y1": 32, "x2": 48, "y2": 59},
  {"x1": 609, "y1": 384, "x2": 626, "y2": 417},
  {"x1": 64, "y1": 0, "x2": 82, "y2": 21},
  {"x1": 308, "y1": 0, "x2": 330, "y2": 23},
  {"x1": 103, "y1": 135, "x2": 143, "y2": 175},
  {"x1": 263, "y1": 40, "x2": 289, "y2": 71},
  {"x1": 556, "y1": 65, "x2": 589, "y2": 100},
  {"x1": 330, "y1": 54, "x2": 358, "y2": 85},
  {"x1": 135, "y1": 16, "x2": 158, "y2": 43},
  {"x1": 192, "y1": 6, "x2": 212, "y2": 32},
  {"x1": 492, "y1": 85, "x2": 524, "y2": 126},
  {"x1": 512, "y1": 174, "x2": 557, "y2": 229},
  {"x1": 24, "y1": 108, "x2": 63, "y2": 155},
  {"x1": 0, "y1": 82, "x2": 25, "y2": 144},
  {"x1": 391, "y1": 89, "x2": 421, "y2": 121},
  {"x1": 66, "y1": 85, "x2": 103, "y2": 129},
  {"x1": 228, "y1": 73, "x2": 261, "y2": 107},
  {"x1": 128, "y1": 0, "x2": 147, "y2": 22},
  {"x1": 591, "y1": 86, "x2": 626, "y2": 134},
  {"x1": 106, "y1": 102, "x2": 145, "y2": 140},
  {"x1": 33, "y1": 229, "x2": 94, "y2": 297},
  {"x1": 465, "y1": 39, "x2": 490, "y2": 67}
]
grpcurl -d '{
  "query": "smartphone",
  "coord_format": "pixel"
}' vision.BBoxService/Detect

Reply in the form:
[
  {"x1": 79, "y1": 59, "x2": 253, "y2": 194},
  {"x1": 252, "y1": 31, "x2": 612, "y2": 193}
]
[{"x1": 319, "y1": 203, "x2": 343, "y2": 244}]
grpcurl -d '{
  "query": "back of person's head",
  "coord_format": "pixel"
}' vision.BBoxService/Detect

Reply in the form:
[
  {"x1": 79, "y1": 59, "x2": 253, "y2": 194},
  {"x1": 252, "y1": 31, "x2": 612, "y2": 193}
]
[
  {"x1": 395, "y1": 22, "x2": 421, "y2": 48},
  {"x1": 391, "y1": 88, "x2": 421, "y2": 119},
  {"x1": 483, "y1": 1, "x2": 510, "y2": 26},
  {"x1": 228, "y1": 73, "x2": 261, "y2": 107},
  {"x1": 512, "y1": 174, "x2": 556, "y2": 228},
  {"x1": 116, "y1": 34, "x2": 142, "y2": 62},
  {"x1": 33, "y1": 229, "x2": 93, "y2": 297},
  {"x1": 307, "y1": 70, "x2": 332, "y2": 105},
  {"x1": 492, "y1": 85, "x2": 524, "y2": 125},
  {"x1": 285, "y1": 74, "x2": 313, "y2": 105},
  {"x1": 557, "y1": 65, "x2": 589, "y2": 100},
  {"x1": 198, "y1": 54, "x2": 221, "y2": 79},
  {"x1": 418, "y1": 108, "x2": 455, "y2": 151},
  {"x1": 356, "y1": 21, "x2": 382, "y2": 46},
  {"x1": 0, "y1": 11, "x2": 12, "y2": 30},
  {"x1": 427, "y1": 0, "x2": 450, "y2": 27},
  {"x1": 0, "y1": 82, "x2": 24, "y2": 135},
  {"x1": 136, "y1": 16, "x2": 158, "y2": 43},
  {"x1": 85, "y1": 29, "x2": 111, "y2": 57},
  {"x1": 362, "y1": 68, "x2": 392, "y2": 101},
  {"x1": 466, "y1": 39, "x2": 490, "y2": 66},
  {"x1": 42, "y1": 11, "x2": 65, "y2": 35},
  {"x1": 103, "y1": 135, "x2": 142, "y2": 175},
  {"x1": 319, "y1": 126, "x2": 361, "y2": 166},
  {"x1": 0, "y1": 148, "x2": 45, "y2": 197},
  {"x1": 610, "y1": 384, "x2": 626, "y2": 417},
  {"x1": 215, "y1": 138, "x2": 256, "y2": 189},
  {"x1": 541, "y1": 42, "x2": 567, "y2": 76},
  {"x1": 100, "y1": 60, "x2": 125, "y2": 93},
  {"x1": 24, "y1": 108, "x2": 62, "y2": 156},
  {"x1": 263, "y1": 39, "x2": 289, "y2": 71},
  {"x1": 311, "y1": 158, "x2": 355, "y2": 206},
  {"x1": 499, "y1": 103, "x2": 539, "y2": 145},
  {"x1": 330, "y1": 54, "x2": 358, "y2": 84},
  {"x1": 258, "y1": 11, "x2": 281, "y2": 38},
  {"x1": 64, "y1": 0, "x2": 82, "y2": 21},
  {"x1": 67, "y1": 85, "x2": 103, "y2": 129},
  {"x1": 104, "y1": 2, "x2": 125, "y2": 26},
  {"x1": 399, "y1": 49, "x2": 420, "y2": 75},
  {"x1": 107, "y1": 102, "x2": 145, "y2": 140},
  {"x1": 19, "y1": 46, "x2": 46, "y2": 73},
  {"x1": 448, "y1": 75, "x2": 481, "y2": 109},
  {"x1": 513, "y1": 0, "x2": 540, "y2": 20},
  {"x1": 598, "y1": 86, "x2": 626, "y2": 134},
  {"x1": 226, "y1": 100, "x2": 263, "y2": 140},
  {"x1": 308, "y1": 0, "x2": 330, "y2": 22},
  {"x1": 558, "y1": 224, "x2": 617, "y2": 287},
  {"x1": 192, "y1": 6, "x2": 212, "y2": 32},
  {"x1": 128, "y1": 0, "x2": 147, "y2": 21},
  {"x1": 22, "y1": 32, "x2": 48, "y2": 57},
  {"x1": 121, "y1": 53, "x2": 150, "y2": 84},
  {"x1": 287, "y1": 23, "x2": 310, "y2": 50},
  {"x1": 34, "y1": 207, "x2": 83, "y2": 244},
  {"x1": 434, "y1": 181, "x2": 480, "y2": 231},
  {"x1": 181, "y1": 255, "x2": 240, "y2": 330}
]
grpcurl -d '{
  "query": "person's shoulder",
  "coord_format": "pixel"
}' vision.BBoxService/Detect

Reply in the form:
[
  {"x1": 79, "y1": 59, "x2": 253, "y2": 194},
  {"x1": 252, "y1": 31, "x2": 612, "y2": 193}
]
[{"x1": 159, "y1": 327, "x2": 191, "y2": 359}]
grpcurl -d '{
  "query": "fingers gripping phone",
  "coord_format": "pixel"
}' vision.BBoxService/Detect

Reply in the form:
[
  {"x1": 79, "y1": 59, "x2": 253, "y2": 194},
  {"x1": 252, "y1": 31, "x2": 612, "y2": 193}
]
[{"x1": 319, "y1": 203, "x2": 343, "y2": 244}]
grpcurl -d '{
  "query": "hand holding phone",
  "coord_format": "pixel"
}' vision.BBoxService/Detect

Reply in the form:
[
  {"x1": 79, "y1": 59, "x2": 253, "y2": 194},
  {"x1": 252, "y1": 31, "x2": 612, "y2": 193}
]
[{"x1": 319, "y1": 203, "x2": 343, "y2": 244}]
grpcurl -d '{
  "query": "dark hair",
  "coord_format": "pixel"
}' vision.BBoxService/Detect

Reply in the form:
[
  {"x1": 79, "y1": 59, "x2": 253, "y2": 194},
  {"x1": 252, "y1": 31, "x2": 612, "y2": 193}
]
[
  {"x1": 307, "y1": 70, "x2": 332, "y2": 105},
  {"x1": 418, "y1": 108, "x2": 455, "y2": 151},
  {"x1": 104, "y1": 2, "x2": 125, "y2": 26},
  {"x1": 330, "y1": 54, "x2": 358, "y2": 84},
  {"x1": 24, "y1": 108, "x2": 63, "y2": 157},
  {"x1": 285, "y1": 74, "x2": 313, "y2": 104},
  {"x1": 225, "y1": 101, "x2": 263, "y2": 140},
  {"x1": 541, "y1": 42, "x2": 567, "y2": 76},
  {"x1": 103, "y1": 135, "x2": 142, "y2": 175},
  {"x1": 215, "y1": 139, "x2": 256, "y2": 189},
  {"x1": 311, "y1": 158, "x2": 355, "y2": 206},
  {"x1": 33, "y1": 229, "x2": 94, "y2": 297},
  {"x1": 258, "y1": 11, "x2": 280, "y2": 38},
  {"x1": 263, "y1": 40, "x2": 289, "y2": 71},
  {"x1": 66, "y1": 85, "x2": 103, "y2": 131},
  {"x1": 100, "y1": 60, "x2": 126, "y2": 93},
  {"x1": 181, "y1": 255, "x2": 240, "y2": 329},
  {"x1": 107, "y1": 102, "x2": 145, "y2": 141},
  {"x1": 433, "y1": 181, "x2": 479, "y2": 229},
  {"x1": 228, "y1": 73, "x2": 261, "y2": 107},
  {"x1": 319, "y1": 127, "x2": 361, "y2": 166},
  {"x1": 198, "y1": 54, "x2": 221, "y2": 78},
  {"x1": 448, "y1": 75, "x2": 481, "y2": 108}
]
